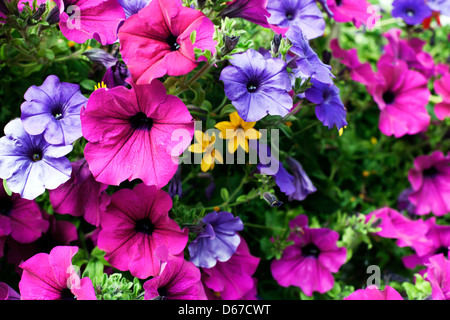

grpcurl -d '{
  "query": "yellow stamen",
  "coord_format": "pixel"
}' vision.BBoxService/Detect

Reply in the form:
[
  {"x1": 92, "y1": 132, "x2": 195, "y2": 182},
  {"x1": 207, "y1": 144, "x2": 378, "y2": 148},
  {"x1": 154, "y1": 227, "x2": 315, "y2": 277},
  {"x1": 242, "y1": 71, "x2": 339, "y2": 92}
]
[
  {"x1": 94, "y1": 81, "x2": 107, "y2": 91},
  {"x1": 370, "y1": 137, "x2": 378, "y2": 145},
  {"x1": 68, "y1": 41, "x2": 76, "y2": 48}
]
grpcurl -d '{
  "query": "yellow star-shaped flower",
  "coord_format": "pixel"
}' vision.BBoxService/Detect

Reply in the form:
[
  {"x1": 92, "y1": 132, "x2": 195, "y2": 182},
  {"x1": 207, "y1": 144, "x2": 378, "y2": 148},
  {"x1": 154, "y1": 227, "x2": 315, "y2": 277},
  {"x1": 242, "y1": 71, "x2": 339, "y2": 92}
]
[
  {"x1": 188, "y1": 130, "x2": 223, "y2": 172},
  {"x1": 215, "y1": 112, "x2": 261, "y2": 153}
]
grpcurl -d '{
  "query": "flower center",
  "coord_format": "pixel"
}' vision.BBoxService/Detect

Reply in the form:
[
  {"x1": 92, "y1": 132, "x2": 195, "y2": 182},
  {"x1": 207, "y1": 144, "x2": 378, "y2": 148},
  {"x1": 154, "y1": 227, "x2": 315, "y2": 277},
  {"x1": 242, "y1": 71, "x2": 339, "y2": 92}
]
[
  {"x1": 135, "y1": 218, "x2": 155, "y2": 235},
  {"x1": 382, "y1": 91, "x2": 395, "y2": 105},
  {"x1": 423, "y1": 166, "x2": 439, "y2": 178},
  {"x1": 435, "y1": 246, "x2": 448, "y2": 256},
  {"x1": 335, "y1": 0, "x2": 343, "y2": 6},
  {"x1": 285, "y1": 11, "x2": 295, "y2": 21},
  {"x1": 247, "y1": 81, "x2": 259, "y2": 93},
  {"x1": 301, "y1": 243, "x2": 320, "y2": 258},
  {"x1": 60, "y1": 288, "x2": 76, "y2": 300},
  {"x1": 129, "y1": 112, "x2": 153, "y2": 131},
  {"x1": 157, "y1": 286, "x2": 168, "y2": 298},
  {"x1": 0, "y1": 197, "x2": 13, "y2": 216},
  {"x1": 52, "y1": 105, "x2": 64, "y2": 120},
  {"x1": 167, "y1": 34, "x2": 181, "y2": 51},
  {"x1": 406, "y1": 9, "x2": 415, "y2": 17},
  {"x1": 31, "y1": 151, "x2": 42, "y2": 162}
]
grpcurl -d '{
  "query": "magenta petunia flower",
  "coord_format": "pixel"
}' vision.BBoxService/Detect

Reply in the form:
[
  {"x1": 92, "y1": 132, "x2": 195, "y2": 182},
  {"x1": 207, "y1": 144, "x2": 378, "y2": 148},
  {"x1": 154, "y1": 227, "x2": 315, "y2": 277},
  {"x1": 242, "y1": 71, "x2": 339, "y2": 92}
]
[
  {"x1": 19, "y1": 246, "x2": 97, "y2": 300},
  {"x1": 5, "y1": 213, "x2": 78, "y2": 275},
  {"x1": 270, "y1": 215, "x2": 347, "y2": 296},
  {"x1": 330, "y1": 38, "x2": 380, "y2": 87},
  {"x1": 81, "y1": 80, "x2": 194, "y2": 188},
  {"x1": 425, "y1": 254, "x2": 450, "y2": 300},
  {"x1": 326, "y1": 0, "x2": 381, "y2": 29},
  {"x1": 201, "y1": 235, "x2": 260, "y2": 300},
  {"x1": 366, "y1": 207, "x2": 431, "y2": 249},
  {"x1": 402, "y1": 217, "x2": 450, "y2": 270},
  {"x1": 219, "y1": 0, "x2": 271, "y2": 28},
  {"x1": 54, "y1": 0, "x2": 126, "y2": 45},
  {"x1": 118, "y1": 0, "x2": 216, "y2": 84},
  {"x1": 143, "y1": 254, "x2": 207, "y2": 300},
  {"x1": 434, "y1": 72, "x2": 450, "y2": 121},
  {"x1": 407, "y1": 151, "x2": 450, "y2": 216},
  {"x1": 0, "y1": 181, "x2": 49, "y2": 244},
  {"x1": 97, "y1": 183, "x2": 189, "y2": 279},
  {"x1": 344, "y1": 285, "x2": 404, "y2": 300},
  {"x1": 380, "y1": 28, "x2": 435, "y2": 78},
  {"x1": 49, "y1": 159, "x2": 110, "y2": 227},
  {"x1": 368, "y1": 60, "x2": 431, "y2": 138},
  {"x1": 0, "y1": 282, "x2": 20, "y2": 300}
]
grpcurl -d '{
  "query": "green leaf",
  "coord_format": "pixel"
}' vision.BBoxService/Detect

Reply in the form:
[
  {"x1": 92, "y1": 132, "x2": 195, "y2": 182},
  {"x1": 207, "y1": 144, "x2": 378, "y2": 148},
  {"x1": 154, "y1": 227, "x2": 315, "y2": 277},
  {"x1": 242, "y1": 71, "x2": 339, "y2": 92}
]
[
  {"x1": 79, "y1": 79, "x2": 97, "y2": 92},
  {"x1": 220, "y1": 188, "x2": 229, "y2": 202},
  {"x1": 219, "y1": 104, "x2": 236, "y2": 117}
]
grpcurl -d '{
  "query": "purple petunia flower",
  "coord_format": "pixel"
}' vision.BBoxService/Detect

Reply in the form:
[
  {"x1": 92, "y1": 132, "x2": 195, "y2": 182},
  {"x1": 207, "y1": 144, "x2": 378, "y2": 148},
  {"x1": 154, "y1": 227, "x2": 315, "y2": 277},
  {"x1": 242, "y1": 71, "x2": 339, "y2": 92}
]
[
  {"x1": 168, "y1": 165, "x2": 183, "y2": 199},
  {"x1": 267, "y1": 0, "x2": 325, "y2": 40},
  {"x1": 427, "y1": 0, "x2": 450, "y2": 16},
  {"x1": 20, "y1": 75, "x2": 87, "y2": 146},
  {"x1": 117, "y1": 0, "x2": 151, "y2": 18},
  {"x1": 285, "y1": 156, "x2": 316, "y2": 201},
  {"x1": 201, "y1": 235, "x2": 260, "y2": 300},
  {"x1": 219, "y1": 0, "x2": 271, "y2": 28},
  {"x1": 0, "y1": 181, "x2": 49, "y2": 244},
  {"x1": 397, "y1": 188, "x2": 416, "y2": 216},
  {"x1": 391, "y1": 0, "x2": 432, "y2": 25},
  {"x1": 0, "y1": 118, "x2": 73, "y2": 200},
  {"x1": 286, "y1": 26, "x2": 334, "y2": 85},
  {"x1": 270, "y1": 214, "x2": 347, "y2": 296},
  {"x1": 143, "y1": 254, "x2": 207, "y2": 300},
  {"x1": 220, "y1": 49, "x2": 293, "y2": 122},
  {"x1": 188, "y1": 211, "x2": 244, "y2": 268},
  {"x1": 305, "y1": 80, "x2": 348, "y2": 130}
]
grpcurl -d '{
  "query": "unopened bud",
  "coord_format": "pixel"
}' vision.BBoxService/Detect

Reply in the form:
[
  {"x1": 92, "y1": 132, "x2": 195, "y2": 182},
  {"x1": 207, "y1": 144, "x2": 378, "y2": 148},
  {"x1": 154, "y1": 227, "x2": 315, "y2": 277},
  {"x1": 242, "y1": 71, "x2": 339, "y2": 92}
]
[
  {"x1": 31, "y1": 3, "x2": 46, "y2": 20},
  {"x1": 222, "y1": 35, "x2": 240, "y2": 55},
  {"x1": 271, "y1": 33, "x2": 282, "y2": 57},
  {"x1": 263, "y1": 192, "x2": 283, "y2": 208}
]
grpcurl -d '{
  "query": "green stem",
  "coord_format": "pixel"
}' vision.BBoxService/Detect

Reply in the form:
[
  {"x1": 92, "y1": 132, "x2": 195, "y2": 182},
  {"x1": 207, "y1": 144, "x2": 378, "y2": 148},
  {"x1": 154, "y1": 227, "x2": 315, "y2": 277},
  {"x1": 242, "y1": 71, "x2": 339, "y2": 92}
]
[
  {"x1": 174, "y1": 60, "x2": 216, "y2": 96},
  {"x1": 244, "y1": 222, "x2": 287, "y2": 232}
]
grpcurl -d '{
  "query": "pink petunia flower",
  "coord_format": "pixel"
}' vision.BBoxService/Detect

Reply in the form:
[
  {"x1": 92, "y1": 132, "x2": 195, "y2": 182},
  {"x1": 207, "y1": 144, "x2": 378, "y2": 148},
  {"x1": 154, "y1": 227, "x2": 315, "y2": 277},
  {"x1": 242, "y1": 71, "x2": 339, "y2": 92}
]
[
  {"x1": 402, "y1": 217, "x2": 450, "y2": 270},
  {"x1": 408, "y1": 151, "x2": 450, "y2": 216},
  {"x1": 81, "y1": 79, "x2": 194, "y2": 188},
  {"x1": 434, "y1": 72, "x2": 450, "y2": 121},
  {"x1": 19, "y1": 246, "x2": 97, "y2": 300},
  {"x1": 366, "y1": 207, "x2": 431, "y2": 250},
  {"x1": 54, "y1": 0, "x2": 126, "y2": 45},
  {"x1": 380, "y1": 28, "x2": 435, "y2": 78},
  {"x1": 219, "y1": 0, "x2": 271, "y2": 28},
  {"x1": 326, "y1": 0, "x2": 381, "y2": 29},
  {"x1": 97, "y1": 183, "x2": 189, "y2": 279},
  {"x1": 0, "y1": 181, "x2": 49, "y2": 244},
  {"x1": 368, "y1": 60, "x2": 431, "y2": 138},
  {"x1": 49, "y1": 159, "x2": 110, "y2": 227},
  {"x1": 201, "y1": 235, "x2": 260, "y2": 300},
  {"x1": 425, "y1": 254, "x2": 450, "y2": 300},
  {"x1": 118, "y1": 0, "x2": 216, "y2": 84},
  {"x1": 270, "y1": 215, "x2": 347, "y2": 297},
  {"x1": 330, "y1": 38, "x2": 380, "y2": 87},
  {"x1": 143, "y1": 254, "x2": 207, "y2": 300},
  {"x1": 344, "y1": 285, "x2": 404, "y2": 300}
]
